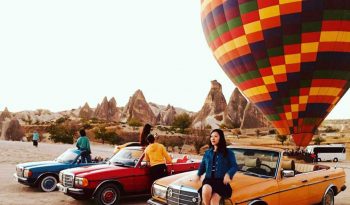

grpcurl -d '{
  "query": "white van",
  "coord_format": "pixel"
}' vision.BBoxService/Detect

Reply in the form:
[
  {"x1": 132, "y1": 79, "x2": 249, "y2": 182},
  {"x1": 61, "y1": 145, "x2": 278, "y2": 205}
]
[{"x1": 306, "y1": 144, "x2": 346, "y2": 162}]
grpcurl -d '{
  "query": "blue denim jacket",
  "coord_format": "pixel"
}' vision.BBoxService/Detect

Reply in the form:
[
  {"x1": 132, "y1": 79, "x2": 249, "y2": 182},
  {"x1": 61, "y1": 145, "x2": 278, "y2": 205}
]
[{"x1": 197, "y1": 148, "x2": 238, "y2": 179}]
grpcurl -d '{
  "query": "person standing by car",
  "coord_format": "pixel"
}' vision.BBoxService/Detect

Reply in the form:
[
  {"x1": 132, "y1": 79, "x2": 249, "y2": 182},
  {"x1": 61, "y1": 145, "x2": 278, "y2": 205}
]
[
  {"x1": 139, "y1": 123, "x2": 152, "y2": 146},
  {"x1": 32, "y1": 131, "x2": 39, "y2": 147},
  {"x1": 76, "y1": 129, "x2": 91, "y2": 163},
  {"x1": 195, "y1": 129, "x2": 238, "y2": 205},
  {"x1": 144, "y1": 133, "x2": 172, "y2": 183}
]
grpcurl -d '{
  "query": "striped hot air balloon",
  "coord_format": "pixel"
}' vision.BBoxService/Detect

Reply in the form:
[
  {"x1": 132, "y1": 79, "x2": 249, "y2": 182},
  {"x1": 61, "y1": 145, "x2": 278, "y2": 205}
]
[{"x1": 201, "y1": 0, "x2": 350, "y2": 146}]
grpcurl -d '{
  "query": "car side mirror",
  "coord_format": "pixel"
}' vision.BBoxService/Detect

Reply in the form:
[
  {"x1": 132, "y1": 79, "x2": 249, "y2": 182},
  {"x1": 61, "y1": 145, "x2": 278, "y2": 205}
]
[
  {"x1": 140, "y1": 161, "x2": 147, "y2": 168},
  {"x1": 282, "y1": 170, "x2": 295, "y2": 178}
]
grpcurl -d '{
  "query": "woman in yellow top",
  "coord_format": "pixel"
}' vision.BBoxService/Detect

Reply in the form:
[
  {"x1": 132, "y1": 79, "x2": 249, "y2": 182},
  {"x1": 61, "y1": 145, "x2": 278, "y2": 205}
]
[{"x1": 144, "y1": 134, "x2": 172, "y2": 183}]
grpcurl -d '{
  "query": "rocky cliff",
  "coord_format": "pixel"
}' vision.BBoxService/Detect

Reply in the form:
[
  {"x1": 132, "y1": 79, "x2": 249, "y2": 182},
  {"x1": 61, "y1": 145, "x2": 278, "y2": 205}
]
[
  {"x1": 122, "y1": 90, "x2": 156, "y2": 125},
  {"x1": 193, "y1": 80, "x2": 227, "y2": 128}
]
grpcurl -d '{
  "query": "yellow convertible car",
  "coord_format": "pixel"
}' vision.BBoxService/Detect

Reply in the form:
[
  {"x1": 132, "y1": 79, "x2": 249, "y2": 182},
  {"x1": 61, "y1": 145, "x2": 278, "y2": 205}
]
[{"x1": 147, "y1": 146, "x2": 346, "y2": 205}]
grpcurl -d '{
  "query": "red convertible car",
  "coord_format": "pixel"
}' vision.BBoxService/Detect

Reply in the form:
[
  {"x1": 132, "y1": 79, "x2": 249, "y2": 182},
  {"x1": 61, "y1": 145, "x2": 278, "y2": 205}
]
[{"x1": 57, "y1": 146, "x2": 200, "y2": 205}]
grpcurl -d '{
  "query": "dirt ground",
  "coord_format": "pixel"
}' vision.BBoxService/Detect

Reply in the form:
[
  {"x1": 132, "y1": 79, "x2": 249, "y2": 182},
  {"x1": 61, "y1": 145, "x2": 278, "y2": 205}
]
[{"x1": 0, "y1": 140, "x2": 349, "y2": 205}]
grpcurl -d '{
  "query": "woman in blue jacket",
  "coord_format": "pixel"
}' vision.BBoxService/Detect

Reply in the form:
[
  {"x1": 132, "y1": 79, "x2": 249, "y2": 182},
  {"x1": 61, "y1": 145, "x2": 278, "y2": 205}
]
[{"x1": 195, "y1": 129, "x2": 238, "y2": 205}]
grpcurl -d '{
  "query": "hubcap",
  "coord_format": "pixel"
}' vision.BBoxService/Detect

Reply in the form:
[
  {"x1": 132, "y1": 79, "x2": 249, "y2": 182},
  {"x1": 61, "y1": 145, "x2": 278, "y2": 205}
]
[
  {"x1": 325, "y1": 192, "x2": 334, "y2": 205},
  {"x1": 102, "y1": 188, "x2": 116, "y2": 204},
  {"x1": 41, "y1": 176, "x2": 56, "y2": 192},
  {"x1": 44, "y1": 179, "x2": 54, "y2": 189}
]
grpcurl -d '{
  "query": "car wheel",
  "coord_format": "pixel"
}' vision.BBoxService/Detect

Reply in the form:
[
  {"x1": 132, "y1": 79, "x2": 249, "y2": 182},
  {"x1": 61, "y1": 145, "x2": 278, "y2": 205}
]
[
  {"x1": 322, "y1": 188, "x2": 334, "y2": 205},
  {"x1": 39, "y1": 175, "x2": 57, "y2": 192},
  {"x1": 317, "y1": 158, "x2": 322, "y2": 162},
  {"x1": 333, "y1": 158, "x2": 338, "y2": 162},
  {"x1": 95, "y1": 183, "x2": 121, "y2": 205}
]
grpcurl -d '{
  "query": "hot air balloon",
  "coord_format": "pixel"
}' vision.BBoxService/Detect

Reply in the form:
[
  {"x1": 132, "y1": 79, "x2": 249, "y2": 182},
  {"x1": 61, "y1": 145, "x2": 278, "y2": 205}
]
[{"x1": 201, "y1": 0, "x2": 350, "y2": 146}]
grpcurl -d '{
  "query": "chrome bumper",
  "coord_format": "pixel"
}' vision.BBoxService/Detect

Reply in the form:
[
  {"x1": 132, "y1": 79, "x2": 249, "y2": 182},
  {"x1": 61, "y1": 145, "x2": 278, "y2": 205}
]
[
  {"x1": 57, "y1": 183, "x2": 84, "y2": 195},
  {"x1": 13, "y1": 173, "x2": 31, "y2": 185},
  {"x1": 147, "y1": 198, "x2": 167, "y2": 205}
]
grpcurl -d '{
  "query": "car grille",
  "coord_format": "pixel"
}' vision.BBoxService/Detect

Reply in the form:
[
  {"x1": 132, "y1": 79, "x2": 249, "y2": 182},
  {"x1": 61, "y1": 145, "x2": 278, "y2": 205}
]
[
  {"x1": 62, "y1": 174, "x2": 74, "y2": 188},
  {"x1": 167, "y1": 185, "x2": 200, "y2": 205},
  {"x1": 16, "y1": 167, "x2": 23, "y2": 177}
]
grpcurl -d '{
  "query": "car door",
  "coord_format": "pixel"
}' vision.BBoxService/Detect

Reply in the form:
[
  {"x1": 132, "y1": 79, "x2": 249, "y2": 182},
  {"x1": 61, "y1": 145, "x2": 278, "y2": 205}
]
[
  {"x1": 307, "y1": 170, "x2": 333, "y2": 204},
  {"x1": 131, "y1": 154, "x2": 151, "y2": 193},
  {"x1": 278, "y1": 173, "x2": 310, "y2": 205}
]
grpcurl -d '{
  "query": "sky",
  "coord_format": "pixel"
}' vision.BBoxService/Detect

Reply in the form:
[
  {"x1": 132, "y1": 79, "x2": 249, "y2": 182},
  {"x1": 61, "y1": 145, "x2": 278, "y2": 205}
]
[{"x1": 0, "y1": 0, "x2": 349, "y2": 119}]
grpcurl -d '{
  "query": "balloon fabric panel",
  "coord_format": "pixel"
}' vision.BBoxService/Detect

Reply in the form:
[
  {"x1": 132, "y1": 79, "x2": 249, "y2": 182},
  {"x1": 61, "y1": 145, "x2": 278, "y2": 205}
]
[{"x1": 201, "y1": 0, "x2": 350, "y2": 146}]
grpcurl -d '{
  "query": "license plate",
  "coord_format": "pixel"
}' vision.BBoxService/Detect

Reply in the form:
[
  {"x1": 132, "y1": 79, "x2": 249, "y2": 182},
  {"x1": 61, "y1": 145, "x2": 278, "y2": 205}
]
[{"x1": 58, "y1": 185, "x2": 67, "y2": 193}]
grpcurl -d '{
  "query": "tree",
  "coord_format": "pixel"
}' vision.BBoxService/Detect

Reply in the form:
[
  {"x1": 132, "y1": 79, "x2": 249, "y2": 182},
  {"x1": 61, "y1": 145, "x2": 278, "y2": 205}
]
[
  {"x1": 190, "y1": 128, "x2": 210, "y2": 154},
  {"x1": 313, "y1": 136, "x2": 325, "y2": 145},
  {"x1": 94, "y1": 126, "x2": 122, "y2": 145},
  {"x1": 172, "y1": 113, "x2": 192, "y2": 134},
  {"x1": 276, "y1": 135, "x2": 288, "y2": 145},
  {"x1": 48, "y1": 120, "x2": 79, "y2": 144}
]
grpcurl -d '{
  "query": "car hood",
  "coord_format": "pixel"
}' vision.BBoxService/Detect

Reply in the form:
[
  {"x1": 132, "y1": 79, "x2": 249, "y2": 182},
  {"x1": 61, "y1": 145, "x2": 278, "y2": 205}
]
[
  {"x1": 161, "y1": 171, "x2": 269, "y2": 190},
  {"x1": 62, "y1": 163, "x2": 131, "y2": 180},
  {"x1": 156, "y1": 170, "x2": 275, "y2": 203},
  {"x1": 17, "y1": 161, "x2": 63, "y2": 169}
]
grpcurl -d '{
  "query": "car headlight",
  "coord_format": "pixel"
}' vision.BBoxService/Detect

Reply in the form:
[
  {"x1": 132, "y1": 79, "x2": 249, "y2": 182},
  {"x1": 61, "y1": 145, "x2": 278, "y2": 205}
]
[
  {"x1": 74, "y1": 177, "x2": 89, "y2": 187},
  {"x1": 152, "y1": 184, "x2": 167, "y2": 199},
  {"x1": 23, "y1": 169, "x2": 32, "y2": 178}
]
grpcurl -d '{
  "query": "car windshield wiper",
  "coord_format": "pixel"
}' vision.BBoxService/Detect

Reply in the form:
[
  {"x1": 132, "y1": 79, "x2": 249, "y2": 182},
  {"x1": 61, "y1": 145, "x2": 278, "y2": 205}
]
[
  {"x1": 244, "y1": 171, "x2": 272, "y2": 178},
  {"x1": 112, "y1": 161, "x2": 128, "y2": 167},
  {"x1": 244, "y1": 171, "x2": 271, "y2": 178}
]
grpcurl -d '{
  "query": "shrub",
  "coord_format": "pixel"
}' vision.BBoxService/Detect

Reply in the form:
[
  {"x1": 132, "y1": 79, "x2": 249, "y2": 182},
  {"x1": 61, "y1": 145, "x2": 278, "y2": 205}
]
[
  {"x1": 128, "y1": 118, "x2": 143, "y2": 128},
  {"x1": 313, "y1": 136, "x2": 325, "y2": 145}
]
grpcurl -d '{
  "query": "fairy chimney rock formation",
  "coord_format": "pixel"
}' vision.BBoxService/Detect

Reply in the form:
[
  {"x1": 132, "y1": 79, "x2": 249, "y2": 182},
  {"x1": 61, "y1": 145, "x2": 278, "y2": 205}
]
[
  {"x1": 241, "y1": 103, "x2": 269, "y2": 129},
  {"x1": 79, "y1": 102, "x2": 93, "y2": 119},
  {"x1": 160, "y1": 105, "x2": 177, "y2": 125},
  {"x1": 193, "y1": 80, "x2": 227, "y2": 128},
  {"x1": 94, "y1": 97, "x2": 120, "y2": 122},
  {"x1": 224, "y1": 88, "x2": 248, "y2": 128},
  {"x1": 5, "y1": 118, "x2": 25, "y2": 141},
  {"x1": 122, "y1": 90, "x2": 156, "y2": 125},
  {"x1": 0, "y1": 107, "x2": 12, "y2": 122}
]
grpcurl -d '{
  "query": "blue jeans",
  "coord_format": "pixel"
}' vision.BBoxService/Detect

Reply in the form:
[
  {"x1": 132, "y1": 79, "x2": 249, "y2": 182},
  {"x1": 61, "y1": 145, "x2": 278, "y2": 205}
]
[{"x1": 80, "y1": 150, "x2": 92, "y2": 163}]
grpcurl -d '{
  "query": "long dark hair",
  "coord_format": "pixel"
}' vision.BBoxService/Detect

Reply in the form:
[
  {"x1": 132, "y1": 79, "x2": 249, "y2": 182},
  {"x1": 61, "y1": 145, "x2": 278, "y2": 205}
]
[
  {"x1": 139, "y1": 124, "x2": 152, "y2": 146},
  {"x1": 208, "y1": 129, "x2": 227, "y2": 156}
]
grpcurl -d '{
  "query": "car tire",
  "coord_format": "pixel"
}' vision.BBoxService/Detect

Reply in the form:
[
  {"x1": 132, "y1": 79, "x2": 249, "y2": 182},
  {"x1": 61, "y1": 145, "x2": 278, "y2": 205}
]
[
  {"x1": 39, "y1": 175, "x2": 57, "y2": 192},
  {"x1": 322, "y1": 188, "x2": 334, "y2": 205},
  {"x1": 317, "y1": 158, "x2": 322, "y2": 162},
  {"x1": 333, "y1": 158, "x2": 338, "y2": 162},
  {"x1": 95, "y1": 183, "x2": 121, "y2": 205}
]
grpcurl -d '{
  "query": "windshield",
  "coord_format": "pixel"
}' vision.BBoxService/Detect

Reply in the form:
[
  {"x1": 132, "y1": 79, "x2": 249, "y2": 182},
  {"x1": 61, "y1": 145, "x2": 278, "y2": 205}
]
[
  {"x1": 109, "y1": 148, "x2": 143, "y2": 167},
  {"x1": 56, "y1": 149, "x2": 79, "y2": 163},
  {"x1": 230, "y1": 148, "x2": 280, "y2": 178}
]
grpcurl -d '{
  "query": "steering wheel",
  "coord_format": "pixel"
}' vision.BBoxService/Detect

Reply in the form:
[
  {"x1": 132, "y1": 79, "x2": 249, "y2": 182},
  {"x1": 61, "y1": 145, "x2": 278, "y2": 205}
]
[{"x1": 260, "y1": 164, "x2": 273, "y2": 174}]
